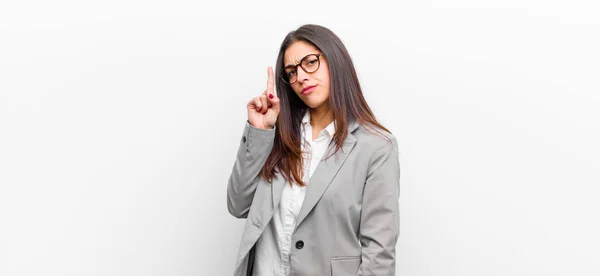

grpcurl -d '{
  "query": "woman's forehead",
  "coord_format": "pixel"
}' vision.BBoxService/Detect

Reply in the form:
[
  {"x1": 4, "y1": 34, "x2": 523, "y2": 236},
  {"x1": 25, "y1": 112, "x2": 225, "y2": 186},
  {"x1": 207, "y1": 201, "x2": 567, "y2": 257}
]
[{"x1": 284, "y1": 41, "x2": 319, "y2": 65}]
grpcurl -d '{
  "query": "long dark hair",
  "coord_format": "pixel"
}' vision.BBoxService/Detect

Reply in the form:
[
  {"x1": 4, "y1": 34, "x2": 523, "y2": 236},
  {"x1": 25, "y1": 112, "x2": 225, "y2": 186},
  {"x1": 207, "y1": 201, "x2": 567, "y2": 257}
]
[{"x1": 259, "y1": 24, "x2": 391, "y2": 186}]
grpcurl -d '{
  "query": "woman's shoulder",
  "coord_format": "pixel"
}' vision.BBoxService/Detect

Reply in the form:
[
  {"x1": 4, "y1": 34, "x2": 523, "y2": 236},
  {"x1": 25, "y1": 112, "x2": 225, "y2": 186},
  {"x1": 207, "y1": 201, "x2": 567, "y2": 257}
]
[{"x1": 352, "y1": 123, "x2": 398, "y2": 152}]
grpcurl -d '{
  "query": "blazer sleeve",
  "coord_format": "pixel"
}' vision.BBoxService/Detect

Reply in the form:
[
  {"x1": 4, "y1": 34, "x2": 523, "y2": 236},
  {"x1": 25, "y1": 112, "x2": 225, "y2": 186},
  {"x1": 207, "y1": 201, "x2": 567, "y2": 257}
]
[
  {"x1": 358, "y1": 136, "x2": 401, "y2": 276},
  {"x1": 226, "y1": 121, "x2": 276, "y2": 219}
]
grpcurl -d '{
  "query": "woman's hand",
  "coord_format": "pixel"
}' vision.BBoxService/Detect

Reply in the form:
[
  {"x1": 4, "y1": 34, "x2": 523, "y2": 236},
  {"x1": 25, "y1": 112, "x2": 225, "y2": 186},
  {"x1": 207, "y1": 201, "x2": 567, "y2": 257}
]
[{"x1": 247, "y1": 66, "x2": 280, "y2": 129}]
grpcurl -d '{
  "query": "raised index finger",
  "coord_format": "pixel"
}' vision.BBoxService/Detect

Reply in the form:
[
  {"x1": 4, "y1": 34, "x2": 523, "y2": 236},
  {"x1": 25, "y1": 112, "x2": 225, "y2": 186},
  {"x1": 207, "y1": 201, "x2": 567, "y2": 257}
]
[{"x1": 266, "y1": 66, "x2": 274, "y2": 94}]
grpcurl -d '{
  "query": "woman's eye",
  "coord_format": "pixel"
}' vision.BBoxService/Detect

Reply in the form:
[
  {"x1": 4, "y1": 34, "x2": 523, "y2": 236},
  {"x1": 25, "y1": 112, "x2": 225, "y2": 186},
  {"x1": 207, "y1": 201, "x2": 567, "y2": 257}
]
[
  {"x1": 288, "y1": 70, "x2": 296, "y2": 76},
  {"x1": 308, "y1": 60, "x2": 317, "y2": 65}
]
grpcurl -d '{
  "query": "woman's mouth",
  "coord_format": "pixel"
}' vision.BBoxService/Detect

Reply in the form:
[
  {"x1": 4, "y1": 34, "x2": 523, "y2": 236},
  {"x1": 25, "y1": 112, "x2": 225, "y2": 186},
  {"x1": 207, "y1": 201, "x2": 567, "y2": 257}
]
[{"x1": 301, "y1": 85, "x2": 317, "y2": 95}]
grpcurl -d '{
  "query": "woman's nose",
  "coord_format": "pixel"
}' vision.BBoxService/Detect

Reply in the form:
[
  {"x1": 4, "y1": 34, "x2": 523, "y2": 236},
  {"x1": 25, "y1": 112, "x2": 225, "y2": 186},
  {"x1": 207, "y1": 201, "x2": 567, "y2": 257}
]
[{"x1": 295, "y1": 66, "x2": 310, "y2": 83}]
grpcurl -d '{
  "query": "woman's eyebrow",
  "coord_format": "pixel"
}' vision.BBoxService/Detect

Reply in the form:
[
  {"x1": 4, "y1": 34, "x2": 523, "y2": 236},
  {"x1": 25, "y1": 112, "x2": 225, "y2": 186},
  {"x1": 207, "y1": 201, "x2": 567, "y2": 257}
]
[
  {"x1": 284, "y1": 55, "x2": 309, "y2": 68},
  {"x1": 284, "y1": 60, "x2": 299, "y2": 68},
  {"x1": 284, "y1": 52, "x2": 318, "y2": 68}
]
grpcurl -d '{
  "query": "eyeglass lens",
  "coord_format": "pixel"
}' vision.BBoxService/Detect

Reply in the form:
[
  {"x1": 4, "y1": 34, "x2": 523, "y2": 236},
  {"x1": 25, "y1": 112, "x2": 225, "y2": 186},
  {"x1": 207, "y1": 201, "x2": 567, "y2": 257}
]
[{"x1": 285, "y1": 54, "x2": 320, "y2": 84}]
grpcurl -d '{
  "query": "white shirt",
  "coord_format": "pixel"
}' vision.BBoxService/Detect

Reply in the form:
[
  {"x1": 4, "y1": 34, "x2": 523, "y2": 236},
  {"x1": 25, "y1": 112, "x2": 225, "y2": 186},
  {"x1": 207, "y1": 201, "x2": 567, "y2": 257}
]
[{"x1": 252, "y1": 110, "x2": 336, "y2": 276}]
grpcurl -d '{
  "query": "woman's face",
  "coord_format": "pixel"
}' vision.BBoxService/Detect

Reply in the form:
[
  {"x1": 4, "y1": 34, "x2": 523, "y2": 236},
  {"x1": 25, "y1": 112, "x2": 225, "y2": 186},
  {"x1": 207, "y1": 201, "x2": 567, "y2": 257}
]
[{"x1": 283, "y1": 41, "x2": 330, "y2": 109}]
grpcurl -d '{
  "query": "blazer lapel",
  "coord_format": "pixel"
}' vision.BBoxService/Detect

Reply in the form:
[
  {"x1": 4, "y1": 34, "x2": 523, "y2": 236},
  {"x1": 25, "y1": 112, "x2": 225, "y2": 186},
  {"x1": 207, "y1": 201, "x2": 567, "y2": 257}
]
[{"x1": 294, "y1": 120, "x2": 360, "y2": 230}]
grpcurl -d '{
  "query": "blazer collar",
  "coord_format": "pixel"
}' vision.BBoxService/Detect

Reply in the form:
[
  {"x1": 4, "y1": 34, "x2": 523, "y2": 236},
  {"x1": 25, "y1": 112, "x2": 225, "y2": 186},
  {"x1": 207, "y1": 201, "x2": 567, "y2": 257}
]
[{"x1": 271, "y1": 118, "x2": 360, "y2": 230}]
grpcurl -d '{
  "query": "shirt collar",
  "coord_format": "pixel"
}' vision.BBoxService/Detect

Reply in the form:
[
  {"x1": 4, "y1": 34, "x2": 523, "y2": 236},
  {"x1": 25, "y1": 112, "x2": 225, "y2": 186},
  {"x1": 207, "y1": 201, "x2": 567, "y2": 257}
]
[{"x1": 302, "y1": 110, "x2": 336, "y2": 137}]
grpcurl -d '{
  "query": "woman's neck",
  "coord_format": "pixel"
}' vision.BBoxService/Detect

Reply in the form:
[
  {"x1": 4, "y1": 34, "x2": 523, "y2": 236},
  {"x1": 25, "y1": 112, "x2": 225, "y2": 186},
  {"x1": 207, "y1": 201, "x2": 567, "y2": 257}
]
[{"x1": 309, "y1": 105, "x2": 334, "y2": 133}]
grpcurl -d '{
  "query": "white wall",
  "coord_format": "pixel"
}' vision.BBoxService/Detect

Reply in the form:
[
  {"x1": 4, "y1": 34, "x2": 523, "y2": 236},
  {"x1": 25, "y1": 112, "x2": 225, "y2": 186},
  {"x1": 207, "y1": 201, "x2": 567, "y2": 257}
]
[{"x1": 1, "y1": 1, "x2": 599, "y2": 275}]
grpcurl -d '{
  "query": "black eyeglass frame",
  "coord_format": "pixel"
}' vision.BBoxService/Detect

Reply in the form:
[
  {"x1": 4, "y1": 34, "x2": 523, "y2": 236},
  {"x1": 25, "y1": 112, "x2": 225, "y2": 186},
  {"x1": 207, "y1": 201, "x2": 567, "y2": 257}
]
[{"x1": 280, "y1": 53, "x2": 324, "y2": 85}]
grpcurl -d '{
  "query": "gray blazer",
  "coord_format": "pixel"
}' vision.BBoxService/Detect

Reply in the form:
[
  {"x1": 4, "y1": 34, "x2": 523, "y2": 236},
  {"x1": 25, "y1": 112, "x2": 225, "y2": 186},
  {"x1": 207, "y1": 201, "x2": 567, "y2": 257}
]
[{"x1": 227, "y1": 119, "x2": 400, "y2": 276}]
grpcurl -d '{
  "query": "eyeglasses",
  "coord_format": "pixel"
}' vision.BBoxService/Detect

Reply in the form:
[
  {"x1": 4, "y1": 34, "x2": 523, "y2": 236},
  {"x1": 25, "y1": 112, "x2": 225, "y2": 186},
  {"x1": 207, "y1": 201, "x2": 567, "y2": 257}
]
[{"x1": 281, "y1": 53, "x2": 324, "y2": 85}]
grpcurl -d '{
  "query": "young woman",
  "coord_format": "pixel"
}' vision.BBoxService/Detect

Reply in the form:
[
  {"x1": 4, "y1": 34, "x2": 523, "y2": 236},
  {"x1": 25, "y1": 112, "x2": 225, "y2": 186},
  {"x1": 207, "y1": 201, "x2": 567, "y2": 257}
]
[{"x1": 227, "y1": 24, "x2": 400, "y2": 276}]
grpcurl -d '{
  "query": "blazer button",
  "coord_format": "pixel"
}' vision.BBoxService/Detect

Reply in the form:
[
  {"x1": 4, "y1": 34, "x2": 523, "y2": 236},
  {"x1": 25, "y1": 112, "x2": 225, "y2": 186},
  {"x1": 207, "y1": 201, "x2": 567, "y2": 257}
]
[
  {"x1": 295, "y1": 240, "x2": 304, "y2": 249},
  {"x1": 242, "y1": 136, "x2": 246, "y2": 143}
]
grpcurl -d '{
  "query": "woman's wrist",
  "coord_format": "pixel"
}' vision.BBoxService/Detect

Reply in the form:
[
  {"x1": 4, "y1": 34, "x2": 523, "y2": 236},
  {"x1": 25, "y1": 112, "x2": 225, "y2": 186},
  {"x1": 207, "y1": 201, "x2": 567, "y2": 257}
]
[{"x1": 247, "y1": 120, "x2": 275, "y2": 130}]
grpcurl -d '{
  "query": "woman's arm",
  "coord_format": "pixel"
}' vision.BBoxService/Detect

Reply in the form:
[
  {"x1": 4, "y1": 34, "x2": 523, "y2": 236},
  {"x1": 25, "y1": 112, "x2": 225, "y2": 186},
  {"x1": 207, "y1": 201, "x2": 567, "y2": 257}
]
[
  {"x1": 358, "y1": 136, "x2": 401, "y2": 275},
  {"x1": 226, "y1": 121, "x2": 276, "y2": 218}
]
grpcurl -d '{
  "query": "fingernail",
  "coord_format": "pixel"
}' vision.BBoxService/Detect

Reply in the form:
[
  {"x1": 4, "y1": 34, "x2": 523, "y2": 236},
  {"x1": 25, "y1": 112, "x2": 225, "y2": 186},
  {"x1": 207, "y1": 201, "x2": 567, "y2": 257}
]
[{"x1": 269, "y1": 94, "x2": 274, "y2": 99}]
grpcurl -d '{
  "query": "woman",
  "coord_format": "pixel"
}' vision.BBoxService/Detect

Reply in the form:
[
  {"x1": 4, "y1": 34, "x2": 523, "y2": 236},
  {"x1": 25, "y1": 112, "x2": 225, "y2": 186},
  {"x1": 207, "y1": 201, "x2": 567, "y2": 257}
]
[{"x1": 227, "y1": 24, "x2": 400, "y2": 276}]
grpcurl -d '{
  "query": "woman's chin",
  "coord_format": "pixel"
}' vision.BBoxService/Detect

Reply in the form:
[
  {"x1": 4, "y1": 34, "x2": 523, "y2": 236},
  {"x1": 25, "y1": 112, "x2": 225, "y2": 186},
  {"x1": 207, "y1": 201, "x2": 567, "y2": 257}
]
[
  {"x1": 300, "y1": 97, "x2": 326, "y2": 109},
  {"x1": 304, "y1": 101, "x2": 323, "y2": 109}
]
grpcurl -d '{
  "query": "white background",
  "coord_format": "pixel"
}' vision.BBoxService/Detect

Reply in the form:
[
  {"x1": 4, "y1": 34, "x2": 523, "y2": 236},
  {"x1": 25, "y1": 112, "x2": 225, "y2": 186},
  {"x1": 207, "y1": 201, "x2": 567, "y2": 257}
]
[{"x1": 1, "y1": 1, "x2": 599, "y2": 275}]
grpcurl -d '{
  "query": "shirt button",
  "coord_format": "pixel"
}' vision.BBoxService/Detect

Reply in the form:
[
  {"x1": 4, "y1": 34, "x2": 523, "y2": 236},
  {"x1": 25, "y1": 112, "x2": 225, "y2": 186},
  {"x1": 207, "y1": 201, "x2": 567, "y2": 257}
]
[
  {"x1": 242, "y1": 136, "x2": 246, "y2": 143},
  {"x1": 295, "y1": 240, "x2": 304, "y2": 249}
]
